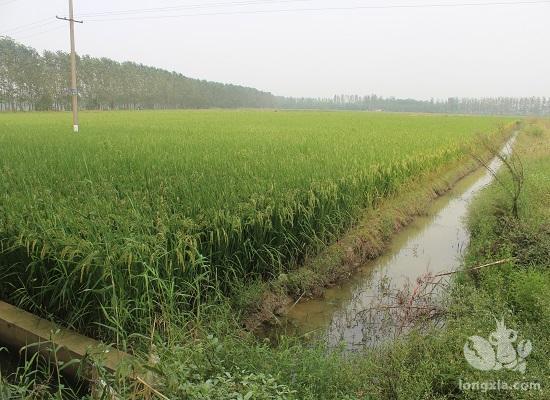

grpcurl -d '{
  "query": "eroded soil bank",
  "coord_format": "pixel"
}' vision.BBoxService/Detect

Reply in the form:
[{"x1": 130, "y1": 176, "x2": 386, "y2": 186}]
[
  {"x1": 245, "y1": 129, "x2": 517, "y2": 331},
  {"x1": 270, "y1": 137, "x2": 516, "y2": 347}
]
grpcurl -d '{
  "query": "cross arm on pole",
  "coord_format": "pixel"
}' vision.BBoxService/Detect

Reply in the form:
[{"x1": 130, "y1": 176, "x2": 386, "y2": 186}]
[{"x1": 55, "y1": 16, "x2": 84, "y2": 24}]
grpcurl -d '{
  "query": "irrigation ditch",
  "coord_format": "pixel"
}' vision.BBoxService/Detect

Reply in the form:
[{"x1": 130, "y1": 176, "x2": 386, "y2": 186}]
[{"x1": 270, "y1": 135, "x2": 518, "y2": 349}]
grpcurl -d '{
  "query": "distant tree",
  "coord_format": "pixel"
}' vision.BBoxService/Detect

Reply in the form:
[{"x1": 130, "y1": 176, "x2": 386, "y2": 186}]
[{"x1": 0, "y1": 37, "x2": 547, "y2": 116}]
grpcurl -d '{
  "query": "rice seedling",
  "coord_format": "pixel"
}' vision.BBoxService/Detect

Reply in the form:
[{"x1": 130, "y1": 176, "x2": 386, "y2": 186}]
[{"x1": 0, "y1": 110, "x2": 512, "y2": 337}]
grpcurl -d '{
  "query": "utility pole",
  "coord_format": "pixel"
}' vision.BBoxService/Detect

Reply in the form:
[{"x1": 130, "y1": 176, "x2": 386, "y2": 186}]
[{"x1": 56, "y1": 0, "x2": 83, "y2": 133}]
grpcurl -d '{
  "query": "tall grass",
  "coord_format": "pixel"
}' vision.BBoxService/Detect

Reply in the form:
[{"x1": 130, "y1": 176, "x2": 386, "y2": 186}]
[{"x1": 0, "y1": 110, "x2": 511, "y2": 338}]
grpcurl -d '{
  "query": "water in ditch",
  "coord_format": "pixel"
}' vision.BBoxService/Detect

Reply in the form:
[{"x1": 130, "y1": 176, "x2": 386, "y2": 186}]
[{"x1": 279, "y1": 138, "x2": 516, "y2": 351}]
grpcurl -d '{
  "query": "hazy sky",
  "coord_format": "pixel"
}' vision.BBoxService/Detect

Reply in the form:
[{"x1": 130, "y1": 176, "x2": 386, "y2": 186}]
[{"x1": 1, "y1": 0, "x2": 549, "y2": 99}]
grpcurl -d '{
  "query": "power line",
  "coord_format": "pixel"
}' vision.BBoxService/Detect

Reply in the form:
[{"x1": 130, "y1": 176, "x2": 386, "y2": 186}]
[
  {"x1": 0, "y1": 0, "x2": 20, "y2": 6},
  {"x1": 8, "y1": 25, "x2": 64, "y2": 41},
  {"x1": 2, "y1": 0, "x2": 547, "y2": 40},
  {"x1": 77, "y1": 0, "x2": 318, "y2": 17},
  {"x1": 82, "y1": 0, "x2": 550, "y2": 22},
  {"x1": 2, "y1": 0, "x2": 548, "y2": 32},
  {"x1": 0, "y1": 18, "x2": 55, "y2": 36}
]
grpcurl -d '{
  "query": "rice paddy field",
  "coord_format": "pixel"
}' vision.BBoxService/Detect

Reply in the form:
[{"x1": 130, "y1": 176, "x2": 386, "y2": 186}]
[{"x1": 0, "y1": 110, "x2": 511, "y2": 335}]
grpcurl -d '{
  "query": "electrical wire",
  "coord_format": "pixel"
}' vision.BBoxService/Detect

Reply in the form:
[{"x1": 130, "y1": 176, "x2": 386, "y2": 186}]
[
  {"x1": 2, "y1": 0, "x2": 548, "y2": 41},
  {"x1": 0, "y1": 18, "x2": 55, "y2": 36},
  {"x1": 82, "y1": 0, "x2": 550, "y2": 22},
  {"x1": 8, "y1": 24, "x2": 64, "y2": 41},
  {"x1": 0, "y1": 0, "x2": 20, "y2": 7},
  {"x1": 77, "y1": 0, "x2": 319, "y2": 18}
]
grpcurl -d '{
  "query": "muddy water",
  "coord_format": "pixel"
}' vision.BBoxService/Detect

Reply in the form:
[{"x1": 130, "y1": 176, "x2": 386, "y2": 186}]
[{"x1": 280, "y1": 138, "x2": 516, "y2": 350}]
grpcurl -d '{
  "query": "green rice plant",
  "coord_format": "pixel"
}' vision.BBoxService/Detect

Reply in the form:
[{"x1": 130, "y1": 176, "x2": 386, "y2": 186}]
[{"x1": 0, "y1": 110, "x2": 512, "y2": 338}]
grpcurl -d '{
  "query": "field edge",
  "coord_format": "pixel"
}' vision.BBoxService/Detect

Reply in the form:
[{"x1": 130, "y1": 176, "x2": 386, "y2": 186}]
[{"x1": 241, "y1": 127, "x2": 516, "y2": 331}]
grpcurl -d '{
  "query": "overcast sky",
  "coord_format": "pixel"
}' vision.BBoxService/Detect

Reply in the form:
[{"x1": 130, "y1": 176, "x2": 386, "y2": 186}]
[{"x1": 1, "y1": 0, "x2": 549, "y2": 99}]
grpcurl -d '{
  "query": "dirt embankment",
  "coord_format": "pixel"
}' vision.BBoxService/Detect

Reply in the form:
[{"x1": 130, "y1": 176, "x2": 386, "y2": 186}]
[{"x1": 242, "y1": 128, "x2": 517, "y2": 331}]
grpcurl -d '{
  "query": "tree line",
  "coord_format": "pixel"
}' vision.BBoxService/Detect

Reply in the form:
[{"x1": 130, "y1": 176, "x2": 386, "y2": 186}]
[
  {"x1": 278, "y1": 94, "x2": 550, "y2": 115},
  {"x1": 1, "y1": 37, "x2": 548, "y2": 115},
  {"x1": 0, "y1": 37, "x2": 275, "y2": 111}
]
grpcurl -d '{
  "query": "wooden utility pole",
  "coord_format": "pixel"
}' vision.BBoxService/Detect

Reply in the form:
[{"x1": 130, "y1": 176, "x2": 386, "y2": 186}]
[{"x1": 56, "y1": 0, "x2": 82, "y2": 133}]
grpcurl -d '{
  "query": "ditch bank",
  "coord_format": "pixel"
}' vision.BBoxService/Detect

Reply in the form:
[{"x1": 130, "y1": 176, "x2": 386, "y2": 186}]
[
  {"x1": 278, "y1": 136, "x2": 516, "y2": 348},
  {"x1": 243, "y1": 127, "x2": 519, "y2": 332}
]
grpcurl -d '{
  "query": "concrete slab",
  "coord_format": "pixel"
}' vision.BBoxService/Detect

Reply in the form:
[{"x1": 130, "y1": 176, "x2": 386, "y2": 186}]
[{"x1": 0, "y1": 301, "x2": 131, "y2": 378}]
